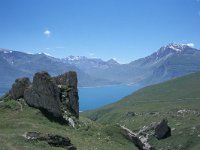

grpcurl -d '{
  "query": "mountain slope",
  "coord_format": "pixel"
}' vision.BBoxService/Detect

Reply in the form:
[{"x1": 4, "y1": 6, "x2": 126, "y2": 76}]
[
  {"x1": 82, "y1": 72, "x2": 200, "y2": 149},
  {"x1": 0, "y1": 56, "x2": 26, "y2": 93},
  {"x1": 141, "y1": 43, "x2": 200, "y2": 84}
]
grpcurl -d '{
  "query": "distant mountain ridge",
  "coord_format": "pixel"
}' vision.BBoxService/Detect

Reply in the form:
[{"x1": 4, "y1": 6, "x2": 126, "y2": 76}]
[
  {"x1": 0, "y1": 49, "x2": 120, "y2": 93},
  {"x1": 1, "y1": 43, "x2": 200, "y2": 93}
]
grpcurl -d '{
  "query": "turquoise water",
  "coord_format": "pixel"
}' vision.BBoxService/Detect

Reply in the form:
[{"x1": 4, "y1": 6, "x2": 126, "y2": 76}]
[
  {"x1": 79, "y1": 84, "x2": 141, "y2": 111},
  {"x1": 0, "y1": 84, "x2": 141, "y2": 111}
]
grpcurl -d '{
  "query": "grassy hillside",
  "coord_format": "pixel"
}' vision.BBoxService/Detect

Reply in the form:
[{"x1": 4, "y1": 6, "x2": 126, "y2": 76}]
[
  {"x1": 82, "y1": 72, "x2": 200, "y2": 150},
  {"x1": 0, "y1": 100, "x2": 136, "y2": 150},
  {"x1": 2, "y1": 72, "x2": 200, "y2": 150}
]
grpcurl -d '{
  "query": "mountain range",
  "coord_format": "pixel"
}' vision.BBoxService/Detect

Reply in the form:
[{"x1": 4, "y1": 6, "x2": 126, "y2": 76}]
[{"x1": 1, "y1": 43, "x2": 200, "y2": 93}]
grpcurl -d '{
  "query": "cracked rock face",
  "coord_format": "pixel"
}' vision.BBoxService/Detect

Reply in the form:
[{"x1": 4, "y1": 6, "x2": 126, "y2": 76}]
[
  {"x1": 5, "y1": 71, "x2": 79, "y2": 124},
  {"x1": 24, "y1": 72, "x2": 62, "y2": 117},
  {"x1": 53, "y1": 71, "x2": 79, "y2": 118},
  {"x1": 9, "y1": 77, "x2": 31, "y2": 99}
]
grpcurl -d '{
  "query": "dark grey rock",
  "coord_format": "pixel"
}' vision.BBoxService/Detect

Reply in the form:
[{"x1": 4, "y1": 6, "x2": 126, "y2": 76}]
[
  {"x1": 154, "y1": 119, "x2": 171, "y2": 140},
  {"x1": 9, "y1": 77, "x2": 31, "y2": 99},
  {"x1": 24, "y1": 132, "x2": 76, "y2": 150},
  {"x1": 5, "y1": 71, "x2": 79, "y2": 124},
  {"x1": 24, "y1": 72, "x2": 62, "y2": 117},
  {"x1": 126, "y1": 111, "x2": 135, "y2": 117},
  {"x1": 53, "y1": 71, "x2": 79, "y2": 118}
]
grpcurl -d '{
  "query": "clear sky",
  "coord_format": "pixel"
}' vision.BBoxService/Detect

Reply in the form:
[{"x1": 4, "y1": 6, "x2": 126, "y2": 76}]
[{"x1": 0, "y1": 0, "x2": 200, "y2": 63}]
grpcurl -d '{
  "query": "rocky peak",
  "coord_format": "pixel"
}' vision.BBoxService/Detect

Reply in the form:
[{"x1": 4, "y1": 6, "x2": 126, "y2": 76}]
[
  {"x1": 107, "y1": 59, "x2": 119, "y2": 65},
  {"x1": 160, "y1": 43, "x2": 193, "y2": 52},
  {"x1": 145, "y1": 43, "x2": 197, "y2": 62}
]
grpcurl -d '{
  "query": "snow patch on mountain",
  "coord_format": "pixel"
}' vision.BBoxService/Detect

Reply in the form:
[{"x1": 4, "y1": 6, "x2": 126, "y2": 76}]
[
  {"x1": 163, "y1": 43, "x2": 195, "y2": 52},
  {"x1": 0, "y1": 49, "x2": 13, "y2": 54},
  {"x1": 65, "y1": 55, "x2": 87, "y2": 61}
]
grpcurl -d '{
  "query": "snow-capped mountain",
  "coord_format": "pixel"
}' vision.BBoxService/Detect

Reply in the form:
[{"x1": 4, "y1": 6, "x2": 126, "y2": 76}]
[
  {"x1": 130, "y1": 43, "x2": 200, "y2": 84},
  {"x1": 143, "y1": 43, "x2": 199, "y2": 62},
  {"x1": 62, "y1": 55, "x2": 120, "y2": 71}
]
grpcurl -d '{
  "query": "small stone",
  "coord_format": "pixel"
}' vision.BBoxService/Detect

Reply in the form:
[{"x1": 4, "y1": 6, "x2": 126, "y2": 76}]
[
  {"x1": 126, "y1": 112, "x2": 135, "y2": 117},
  {"x1": 171, "y1": 128, "x2": 176, "y2": 131}
]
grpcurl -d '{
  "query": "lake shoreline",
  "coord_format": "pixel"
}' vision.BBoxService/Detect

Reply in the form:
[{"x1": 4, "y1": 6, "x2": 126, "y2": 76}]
[{"x1": 78, "y1": 83, "x2": 141, "y2": 89}]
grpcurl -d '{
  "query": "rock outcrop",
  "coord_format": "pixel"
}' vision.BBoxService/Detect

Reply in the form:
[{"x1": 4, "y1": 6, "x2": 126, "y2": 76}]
[
  {"x1": 5, "y1": 71, "x2": 79, "y2": 125},
  {"x1": 9, "y1": 77, "x2": 31, "y2": 99},
  {"x1": 154, "y1": 119, "x2": 171, "y2": 140},
  {"x1": 23, "y1": 132, "x2": 76, "y2": 150}
]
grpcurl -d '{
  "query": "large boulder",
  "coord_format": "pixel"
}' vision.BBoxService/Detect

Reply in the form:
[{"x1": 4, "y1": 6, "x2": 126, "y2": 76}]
[
  {"x1": 120, "y1": 125, "x2": 153, "y2": 150},
  {"x1": 9, "y1": 77, "x2": 31, "y2": 99},
  {"x1": 154, "y1": 119, "x2": 171, "y2": 140},
  {"x1": 24, "y1": 72, "x2": 62, "y2": 117},
  {"x1": 53, "y1": 71, "x2": 79, "y2": 118}
]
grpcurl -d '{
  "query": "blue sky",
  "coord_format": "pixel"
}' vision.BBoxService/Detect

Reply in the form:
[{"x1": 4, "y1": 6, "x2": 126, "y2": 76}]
[{"x1": 0, "y1": 0, "x2": 200, "y2": 63}]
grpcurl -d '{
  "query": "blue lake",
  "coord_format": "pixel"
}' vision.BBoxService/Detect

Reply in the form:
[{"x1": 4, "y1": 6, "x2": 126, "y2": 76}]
[
  {"x1": 0, "y1": 84, "x2": 141, "y2": 111},
  {"x1": 79, "y1": 84, "x2": 141, "y2": 111}
]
